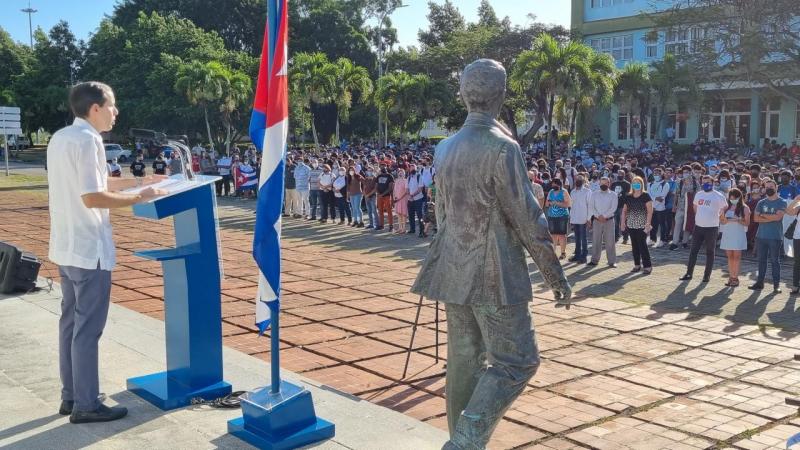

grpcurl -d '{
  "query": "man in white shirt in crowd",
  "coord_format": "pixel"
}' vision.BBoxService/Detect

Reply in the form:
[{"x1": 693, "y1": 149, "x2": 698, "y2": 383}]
[
  {"x1": 569, "y1": 174, "x2": 592, "y2": 263},
  {"x1": 48, "y1": 82, "x2": 165, "y2": 424},
  {"x1": 407, "y1": 164, "x2": 425, "y2": 237},
  {"x1": 588, "y1": 176, "x2": 619, "y2": 267},
  {"x1": 648, "y1": 167, "x2": 672, "y2": 247},
  {"x1": 216, "y1": 153, "x2": 233, "y2": 196},
  {"x1": 679, "y1": 174, "x2": 727, "y2": 282}
]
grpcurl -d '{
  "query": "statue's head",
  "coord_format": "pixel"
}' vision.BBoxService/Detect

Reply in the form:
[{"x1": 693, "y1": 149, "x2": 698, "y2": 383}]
[{"x1": 460, "y1": 59, "x2": 506, "y2": 117}]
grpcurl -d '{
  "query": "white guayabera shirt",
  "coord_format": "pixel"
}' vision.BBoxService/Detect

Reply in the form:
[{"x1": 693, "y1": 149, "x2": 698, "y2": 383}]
[{"x1": 47, "y1": 118, "x2": 116, "y2": 271}]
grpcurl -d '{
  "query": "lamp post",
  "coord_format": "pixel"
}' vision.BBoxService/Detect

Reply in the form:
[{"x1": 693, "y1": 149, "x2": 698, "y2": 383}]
[
  {"x1": 375, "y1": 3, "x2": 406, "y2": 148},
  {"x1": 21, "y1": 1, "x2": 37, "y2": 48}
]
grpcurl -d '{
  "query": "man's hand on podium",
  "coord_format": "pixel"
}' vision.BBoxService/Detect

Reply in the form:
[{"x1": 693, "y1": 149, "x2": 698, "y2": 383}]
[
  {"x1": 142, "y1": 175, "x2": 170, "y2": 186},
  {"x1": 138, "y1": 186, "x2": 168, "y2": 202}
]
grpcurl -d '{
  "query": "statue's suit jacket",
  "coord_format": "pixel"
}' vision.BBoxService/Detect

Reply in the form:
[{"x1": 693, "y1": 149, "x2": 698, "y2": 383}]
[{"x1": 411, "y1": 112, "x2": 567, "y2": 305}]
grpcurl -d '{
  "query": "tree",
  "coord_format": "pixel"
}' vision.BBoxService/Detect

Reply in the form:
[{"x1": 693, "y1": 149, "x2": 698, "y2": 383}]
[
  {"x1": 510, "y1": 34, "x2": 591, "y2": 158},
  {"x1": 614, "y1": 63, "x2": 651, "y2": 148},
  {"x1": 649, "y1": 0, "x2": 800, "y2": 104},
  {"x1": 649, "y1": 52, "x2": 698, "y2": 140},
  {"x1": 291, "y1": 52, "x2": 336, "y2": 149},
  {"x1": 217, "y1": 67, "x2": 253, "y2": 150},
  {"x1": 0, "y1": 28, "x2": 32, "y2": 106},
  {"x1": 331, "y1": 58, "x2": 373, "y2": 144},
  {"x1": 556, "y1": 50, "x2": 616, "y2": 147},
  {"x1": 418, "y1": 0, "x2": 466, "y2": 48},
  {"x1": 175, "y1": 60, "x2": 226, "y2": 147},
  {"x1": 476, "y1": 0, "x2": 501, "y2": 29}
]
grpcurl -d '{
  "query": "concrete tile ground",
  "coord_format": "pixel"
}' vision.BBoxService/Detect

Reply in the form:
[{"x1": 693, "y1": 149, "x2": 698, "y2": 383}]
[{"x1": 2, "y1": 183, "x2": 800, "y2": 449}]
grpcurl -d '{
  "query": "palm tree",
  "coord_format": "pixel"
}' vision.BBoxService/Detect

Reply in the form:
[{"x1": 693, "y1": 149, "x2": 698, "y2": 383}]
[
  {"x1": 332, "y1": 58, "x2": 373, "y2": 145},
  {"x1": 375, "y1": 71, "x2": 436, "y2": 140},
  {"x1": 556, "y1": 49, "x2": 617, "y2": 151},
  {"x1": 649, "y1": 53, "x2": 698, "y2": 140},
  {"x1": 175, "y1": 60, "x2": 224, "y2": 148},
  {"x1": 510, "y1": 34, "x2": 592, "y2": 158},
  {"x1": 614, "y1": 62, "x2": 651, "y2": 148},
  {"x1": 217, "y1": 66, "x2": 252, "y2": 151},
  {"x1": 290, "y1": 52, "x2": 336, "y2": 149}
]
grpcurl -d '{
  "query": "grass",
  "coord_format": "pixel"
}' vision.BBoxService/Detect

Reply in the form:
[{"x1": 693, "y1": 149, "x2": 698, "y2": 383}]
[{"x1": 0, "y1": 173, "x2": 49, "y2": 203}]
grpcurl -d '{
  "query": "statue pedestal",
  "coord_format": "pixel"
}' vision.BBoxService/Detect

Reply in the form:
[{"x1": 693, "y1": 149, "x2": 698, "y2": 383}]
[{"x1": 227, "y1": 381, "x2": 334, "y2": 450}]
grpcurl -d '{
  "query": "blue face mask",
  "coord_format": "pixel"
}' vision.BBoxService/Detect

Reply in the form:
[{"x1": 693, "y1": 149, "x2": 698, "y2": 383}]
[
  {"x1": 654, "y1": 175, "x2": 661, "y2": 181},
  {"x1": 702, "y1": 183, "x2": 713, "y2": 192},
  {"x1": 632, "y1": 183, "x2": 642, "y2": 190}
]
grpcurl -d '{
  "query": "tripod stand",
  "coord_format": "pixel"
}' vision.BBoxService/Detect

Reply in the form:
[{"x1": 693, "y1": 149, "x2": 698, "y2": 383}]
[{"x1": 402, "y1": 295, "x2": 441, "y2": 379}]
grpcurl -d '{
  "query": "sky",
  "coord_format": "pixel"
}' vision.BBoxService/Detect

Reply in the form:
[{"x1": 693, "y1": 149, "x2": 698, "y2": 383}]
[{"x1": 0, "y1": 0, "x2": 572, "y2": 48}]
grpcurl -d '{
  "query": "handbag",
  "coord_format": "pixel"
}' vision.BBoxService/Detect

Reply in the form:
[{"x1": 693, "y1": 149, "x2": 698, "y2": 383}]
[{"x1": 785, "y1": 218, "x2": 797, "y2": 240}]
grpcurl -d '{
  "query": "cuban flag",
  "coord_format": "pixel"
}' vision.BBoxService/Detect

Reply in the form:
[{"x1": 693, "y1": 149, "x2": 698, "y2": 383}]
[
  {"x1": 235, "y1": 165, "x2": 259, "y2": 191},
  {"x1": 251, "y1": 0, "x2": 288, "y2": 334}
]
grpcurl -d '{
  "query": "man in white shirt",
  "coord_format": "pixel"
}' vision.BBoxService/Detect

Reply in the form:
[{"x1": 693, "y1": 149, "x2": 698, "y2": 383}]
[
  {"x1": 48, "y1": 82, "x2": 164, "y2": 423},
  {"x1": 569, "y1": 175, "x2": 592, "y2": 263},
  {"x1": 216, "y1": 154, "x2": 233, "y2": 196},
  {"x1": 588, "y1": 176, "x2": 619, "y2": 267},
  {"x1": 679, "y1": 175, "x2": 727, "y2": 282},
  {"x1": 407, "y1": 164, "x2": 425, "y2": 236},
  {"x1": 648, "y1": 167, "x2": 672, "y2": 247}
]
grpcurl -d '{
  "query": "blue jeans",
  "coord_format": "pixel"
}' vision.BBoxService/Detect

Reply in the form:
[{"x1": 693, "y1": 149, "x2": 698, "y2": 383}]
[
  {"x1": 408, "y1": 198, "x2": 424, "y2": 233},
  {"x1": 572, "y1": 223, "x2": 588, "y2": 260},
  {"x1": 335, "y1": 196, "x2": 351, "y2": 221},
  {"x1": 756, "y1": 238, "x2": 782, "y2": 287},
  {"x1": 365, "y1": 195, "x2": 378, "y2": 227},
  {"x1": 349, "y1": 193, "x2": 363, "y2": 223},
  {"x1": 309, "y1": 190, "x2": 321, "y2": 219}
]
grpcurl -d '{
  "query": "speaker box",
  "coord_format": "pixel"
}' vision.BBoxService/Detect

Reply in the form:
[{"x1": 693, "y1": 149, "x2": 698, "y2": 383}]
[{"x1": 0, "y1": 241, "x2": 41, "y2": 294}]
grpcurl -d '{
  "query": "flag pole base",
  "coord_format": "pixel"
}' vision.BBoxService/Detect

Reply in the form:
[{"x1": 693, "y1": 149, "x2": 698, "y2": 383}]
[{"x1": 228, "y1": 381, "x2": 334, "y2": 450}]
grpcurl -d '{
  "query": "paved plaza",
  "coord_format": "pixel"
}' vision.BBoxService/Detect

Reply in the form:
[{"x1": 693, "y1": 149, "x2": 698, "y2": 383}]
[{"x1": 2, "y1": 175, "x2": 800, "y2": 449}]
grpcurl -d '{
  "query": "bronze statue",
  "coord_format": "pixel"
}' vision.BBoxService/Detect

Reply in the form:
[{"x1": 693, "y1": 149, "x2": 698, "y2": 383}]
[{"x1": 411, "y1": 59, "x2": 572, "y2": 450}]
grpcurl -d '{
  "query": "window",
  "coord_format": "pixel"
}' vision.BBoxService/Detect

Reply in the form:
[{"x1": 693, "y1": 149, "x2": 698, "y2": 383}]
[
  {"x1": 646, "y1": 44, "x2": 658, "y2": 58},
  {"x1": 590, "y1": 34, "x2": 633, "y2": 61},
  {"x1": 591, "y1": 0, "x2": 632, "y2": 7},
  {"x1": 760, "y1": 98, "x2": 781, "y2": 140},
  {"x1": 665, "y1": 27, "x2": 706, "y2": 56},
  {"x1": 667, "y1": 104, "x2": 688, "y2": 139},
  {"x1": 618, "y1": 113, "x2": 630, "y2": 140}
]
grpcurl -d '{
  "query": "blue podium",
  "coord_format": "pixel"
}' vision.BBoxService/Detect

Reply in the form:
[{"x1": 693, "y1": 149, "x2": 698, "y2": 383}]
[{"x1": 126, "y1": 175, "x2": 232, "y2": 410}]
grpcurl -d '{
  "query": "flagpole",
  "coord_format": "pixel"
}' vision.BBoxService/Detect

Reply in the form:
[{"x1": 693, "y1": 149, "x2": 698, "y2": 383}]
[{"x1": 266, "y1": 0, "x2": 282, "y2": 395}]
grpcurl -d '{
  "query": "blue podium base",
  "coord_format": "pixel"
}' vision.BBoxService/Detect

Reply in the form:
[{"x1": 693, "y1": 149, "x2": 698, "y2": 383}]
[
  {"x1": 227, "y1": 381, "x2": 335, "y2": 450},
  {"x1": 127, "y1": 371, "x2": 232, "y2": 410}
]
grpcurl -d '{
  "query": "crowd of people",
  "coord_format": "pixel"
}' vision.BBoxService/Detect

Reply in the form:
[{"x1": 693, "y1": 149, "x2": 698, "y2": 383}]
[{"x1": 122, "y1": 132, "x2": 800, "y2": 293}]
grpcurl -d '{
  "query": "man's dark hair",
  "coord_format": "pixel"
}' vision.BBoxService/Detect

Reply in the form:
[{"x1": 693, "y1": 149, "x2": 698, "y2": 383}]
[{"x1": 69, "y1": 82, "x2": 113, "y2": 118}]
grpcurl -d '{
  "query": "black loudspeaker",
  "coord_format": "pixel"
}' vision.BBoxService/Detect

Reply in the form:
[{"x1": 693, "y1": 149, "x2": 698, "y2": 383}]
[{"x1": 0, "y1": 241, "x2": 41, "y2": 294}]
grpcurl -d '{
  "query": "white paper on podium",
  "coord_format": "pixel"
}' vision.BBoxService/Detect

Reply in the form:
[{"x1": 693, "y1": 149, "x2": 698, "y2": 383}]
[{"x1": 123, "y1": 177, "x2": 198, "y2": 200}]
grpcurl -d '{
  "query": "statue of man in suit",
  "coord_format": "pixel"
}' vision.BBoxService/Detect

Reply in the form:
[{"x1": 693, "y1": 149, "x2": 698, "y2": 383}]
[{"x1": 411, "y1": 59, "x2": 571, "y2": 450}]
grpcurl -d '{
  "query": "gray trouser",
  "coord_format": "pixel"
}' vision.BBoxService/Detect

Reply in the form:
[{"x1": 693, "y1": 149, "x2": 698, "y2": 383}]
[
  {"x1": 444, "y1": 303, "x2": 540, "y2": 450},
  {"x1": 591, "y1": 218, "x2": 616, "y2": 264},
  {"x1": 58, "y1": 264, "x2": 112, "y2": 412},
  {"x1": 671, "y1": 209, "x2": 690, "y2": 245}
]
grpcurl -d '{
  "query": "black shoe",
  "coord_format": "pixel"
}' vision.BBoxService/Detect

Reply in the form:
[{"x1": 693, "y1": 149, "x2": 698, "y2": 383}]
[
  {"x1": 587, "y1": 261, "x2": 598, "y2": 266},
  {"x1": 630, "y1": 266, "x2": 641, "y2": 273},
  {"x1": 748, "y1": 283, "x2": 764, "y2": 290},
  {"x1": 59, "y1": 400, "x2": 74, "y2": 415},
  {"x1": 318, "y1": 219, "x2": 325, "y2": 223},
  {"x1": 622, "y1": 239, "x2": 628, "y2": 245},
  {"x1": 576, "y1": 258, "x2": 587, "y2": 264},
  {"x1": 357, "y1": 222, "x2": 364, "y2": 228},
  {"x1": 374, "y1": 226, "x2": 383, "y2": 231},
  {"x1": 389, "y1": 225, "x2": 394, "y2": 231},
  {"x1": 701, "y1": 276, "x2": 710, "y2": 283},
  {"x1": 607, "y1": 263, "x2": 618, "y2": 268},
  {"x1": 774, "y1": 287, "x2": 783, "y2": 294},
  {"x1": 682, "y1": 243, "x2": 689, "y2": 249},
  {"x1": 669, "y1": 244, "x2": 678, "y2": 251},
  {"x1": 407, "y1": 230, "x2": 415, "y2": 234},
  {"x1": 568, "y1": 256, "x2": 578, "y2": 262},
  {"x1": 679, "y1": 274, "x2": 692, "y2": 281},
  {"x1": 339, "y1": 220, "x2": 345, "y2": 225},
  {"x1": 70, "y1": 404, "x2": 128, "y2": 424},
  {"x1": 282, "y1": 214, "x2": 289, "y2": 217}
]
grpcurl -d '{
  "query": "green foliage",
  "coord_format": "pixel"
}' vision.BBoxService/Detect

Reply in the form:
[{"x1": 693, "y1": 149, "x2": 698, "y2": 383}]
[{"x1": 614, "y1": 62, "x2": 652, "y2": 145}]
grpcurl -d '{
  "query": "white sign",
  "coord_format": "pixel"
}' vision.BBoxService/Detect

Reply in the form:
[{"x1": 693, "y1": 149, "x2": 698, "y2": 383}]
[{"x1": 0, "y1": 106, "x2": 22, "y2": 135}]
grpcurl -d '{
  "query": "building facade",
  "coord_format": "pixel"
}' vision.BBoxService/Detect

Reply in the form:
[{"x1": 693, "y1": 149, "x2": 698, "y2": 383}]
[{"x1": 571, "y1": 0, "x2": 800, "y2": 148}]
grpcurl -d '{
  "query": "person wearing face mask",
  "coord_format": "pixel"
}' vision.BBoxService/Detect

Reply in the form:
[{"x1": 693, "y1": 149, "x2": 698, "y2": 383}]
[
  {"x1": 283, "y1": 156, "x2": 299, "y2": 217},
  {"x1": 545, "y1": 179, "x2": 572, "y2": 259},
  {"x1": 569, "y1": 175, "x2": 591, "y2": 263},
  {"x1": 407, "y1": 164, "x2": 426, "y2": 237},
  {"x1": 620, "y1": 176, "x2": 653, "y2": 274},
  {"x1": 333, "y1": 167, "x2": 352, "y2": 225},
  {"x1": 528, "y1": 169, "x2": 545, "y2": 206},
  {"x1": 719, "y1": 188, "x2": 750, "y2": 288},
  {"x1": 294, "y1": 158, "x2": 311, "y2": 218},
  {"x1": 750, "y1": 180, "x2": 787, "y2": 293},
  {"x1": 318, "y1": 164, "x2": 334, "y2": 222},
  {"x1": 648, "y1": 167, "x2": 671, "y2": 248},
  {"x1": 362, "y1": 166, "x2": 379, "y2": 229},
  {"x1": 716, "y1": 170, "x2": 733, "y2": 195},
  {"x1": 611, "y1": 170, "x2": 631, "y2": 244},
  {"x1": 785, "y1": 194, "x2": 800, "y2": 294},
  {"x1": 375, "y1": 166, "x2": 395, "y2": 231},
  {"x1": 670, "y1": 164, "x2": 700, "y2": 250},
  {"x1": 588, "y1": 176, "x2": 618, "y2": 267},
  {"x1": 679, "y1": 175, "x2": 727, "y2": 283},
  {"x1": 346, "y1": 166, "x2": 364, "y2": 227},
  {"x1": 393, "y1": 169, "x2": 409, "y2": 234},
  {"x1": 776, "y1": 170, "x2": 799, "y2": 257},
  {"x1": 308, "y1": 159, "x2": 323, "y2": 220}
]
